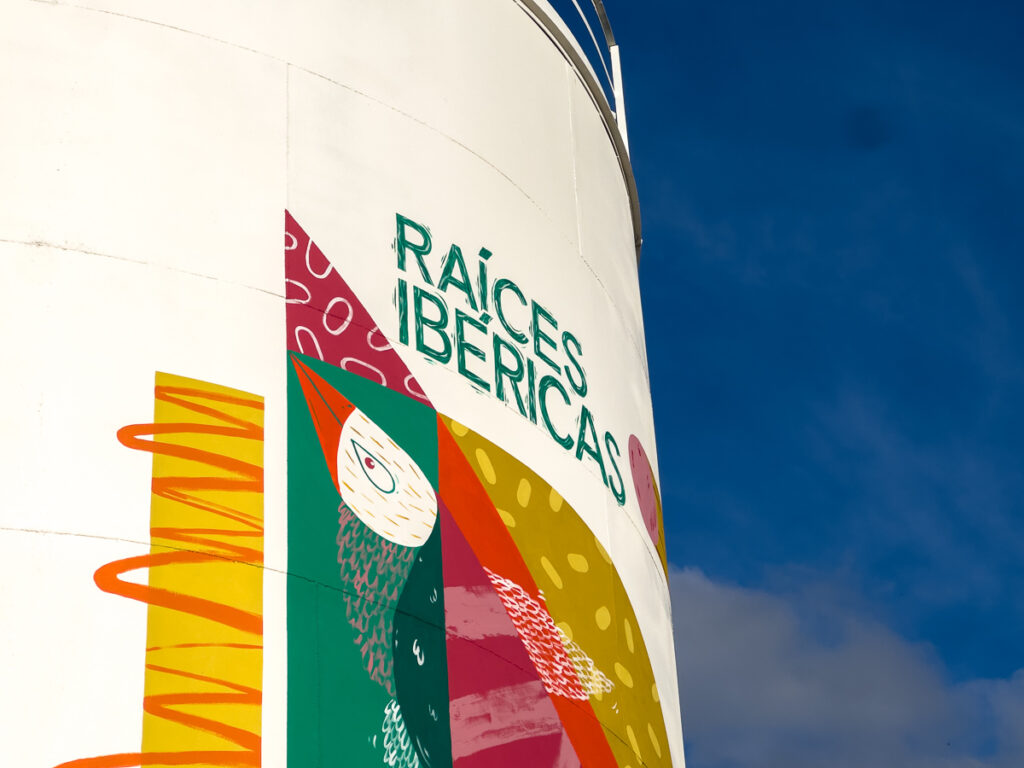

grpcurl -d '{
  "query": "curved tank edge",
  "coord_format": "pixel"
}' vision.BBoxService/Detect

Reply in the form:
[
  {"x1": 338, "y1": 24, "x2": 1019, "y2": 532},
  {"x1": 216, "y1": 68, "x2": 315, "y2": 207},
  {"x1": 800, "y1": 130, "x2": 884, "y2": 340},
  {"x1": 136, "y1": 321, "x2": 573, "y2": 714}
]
[{"x1": 514, "y1": 0, "x2": 643, "y2": 258}]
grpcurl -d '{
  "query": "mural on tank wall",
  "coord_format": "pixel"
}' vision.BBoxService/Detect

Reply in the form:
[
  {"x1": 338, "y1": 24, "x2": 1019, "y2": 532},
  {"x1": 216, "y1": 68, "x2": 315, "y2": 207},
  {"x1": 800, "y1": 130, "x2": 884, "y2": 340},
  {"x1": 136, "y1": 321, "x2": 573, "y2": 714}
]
[
  {"x1": 56, "y1": 375, "x2": 266, "y2": 768},
  {"x1": 285, "y1": 212, "x2": 671, "y2": 768},
  {"x1": 50, "y1": 213, "x2": 667, "y2": 768}
]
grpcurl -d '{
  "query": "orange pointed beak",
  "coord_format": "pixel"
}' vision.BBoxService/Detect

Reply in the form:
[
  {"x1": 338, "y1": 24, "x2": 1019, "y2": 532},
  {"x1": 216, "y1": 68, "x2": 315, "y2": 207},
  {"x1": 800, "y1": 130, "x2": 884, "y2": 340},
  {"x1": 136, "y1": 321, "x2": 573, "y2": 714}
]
[{"x1": 290, "y1": 352, "x2": 356, "y2": 492}]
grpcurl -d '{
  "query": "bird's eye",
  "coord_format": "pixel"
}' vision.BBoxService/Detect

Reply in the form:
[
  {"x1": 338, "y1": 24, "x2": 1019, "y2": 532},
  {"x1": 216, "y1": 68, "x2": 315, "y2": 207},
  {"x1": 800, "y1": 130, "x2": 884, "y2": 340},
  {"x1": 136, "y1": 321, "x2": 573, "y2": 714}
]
[{"x1": 352, "y1": 440, "x2": 396, "y2": 494}]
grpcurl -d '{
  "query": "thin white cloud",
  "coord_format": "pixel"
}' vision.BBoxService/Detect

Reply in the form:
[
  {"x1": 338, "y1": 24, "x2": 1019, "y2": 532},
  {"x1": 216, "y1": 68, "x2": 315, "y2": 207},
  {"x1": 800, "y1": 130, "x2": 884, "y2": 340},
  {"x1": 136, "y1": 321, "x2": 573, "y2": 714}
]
[{"x1": 670, "y1": 567, "x2": 1023, "y2": 768}]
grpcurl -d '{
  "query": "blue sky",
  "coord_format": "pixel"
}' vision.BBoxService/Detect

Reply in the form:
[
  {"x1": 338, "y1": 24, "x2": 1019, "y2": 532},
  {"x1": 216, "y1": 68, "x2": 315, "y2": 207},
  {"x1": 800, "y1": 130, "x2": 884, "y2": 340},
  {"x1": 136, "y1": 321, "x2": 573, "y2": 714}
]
[{"x1": 610, "y1": 1, "x2": 1024, "y2": 765}]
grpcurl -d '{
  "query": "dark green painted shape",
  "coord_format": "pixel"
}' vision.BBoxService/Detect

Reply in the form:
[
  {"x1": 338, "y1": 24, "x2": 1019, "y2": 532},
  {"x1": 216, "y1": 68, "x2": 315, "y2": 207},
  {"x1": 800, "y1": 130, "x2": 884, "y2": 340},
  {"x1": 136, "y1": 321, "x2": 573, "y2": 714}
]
[
  {"x1": 287, "y1": 352, "x2": 440, "y2": 767},
  {"x1": 393, "y1": 523, "x2": 453, "y2": 768}
]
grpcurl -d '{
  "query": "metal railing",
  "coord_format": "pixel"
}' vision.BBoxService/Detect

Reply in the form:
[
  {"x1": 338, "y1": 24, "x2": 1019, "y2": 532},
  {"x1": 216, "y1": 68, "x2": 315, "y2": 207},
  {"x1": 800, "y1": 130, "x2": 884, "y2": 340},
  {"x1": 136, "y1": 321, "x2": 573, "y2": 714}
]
[
  {"x1": 544, "y1": 0, "x2": 629, "y2": 152},
  {"x1": 516, "y1": 0, "x2": 641, "y2": 253}
]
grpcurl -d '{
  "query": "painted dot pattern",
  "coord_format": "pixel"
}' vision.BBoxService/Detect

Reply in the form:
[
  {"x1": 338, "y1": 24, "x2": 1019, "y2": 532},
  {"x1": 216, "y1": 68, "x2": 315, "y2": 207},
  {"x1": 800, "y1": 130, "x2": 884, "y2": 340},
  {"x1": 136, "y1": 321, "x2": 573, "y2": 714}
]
[
  {"x1": 615, "y1": 662, "x2": 634, "y2": 688},
  {"x1": 627, "y1": 725, "x2": 642, "y2": 761},
  {"x1": 444, "y1": 418, "x2": 675, "y2": 768},
  {"x1": 549, "y1": 487, "x2": 564, "y2": 512},
  {"x1": 567, "y1": 553, "x2": 589, "y2": 573},
  {"x1": 517, "y1": 478, "x2": 532, "y2": 507},
  {"x1": 556, "y1": 621, "x2": 573, "y2": 641},
  {"x1": 540, "y1": 556, "x2": 563, "y2": 589},
  {"x1": 284, "y1": 212, "x2": 430, "y2": 405},
  {"x1": 648, "y1": 722, "x2": 663, "y2": 758},
  {"x1": 475, "y1": 448, "x2": 497, "y2": 485}
]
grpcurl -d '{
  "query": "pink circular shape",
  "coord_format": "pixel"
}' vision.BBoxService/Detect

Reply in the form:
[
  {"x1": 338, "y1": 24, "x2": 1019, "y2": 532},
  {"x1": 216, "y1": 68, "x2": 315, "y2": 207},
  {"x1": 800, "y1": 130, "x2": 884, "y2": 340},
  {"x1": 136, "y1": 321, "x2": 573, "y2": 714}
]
[
  {"x1": 323, "y1": 297, "x2": 354, "y2": 335},
  {"x1": 628, "y1": 435, "x2": 660, "y2": 546},
  {"x1": 340, "y1": 357, "x2": 387, "y2": 386},
  {"x1": 366, "y1": 326, "x2": 393, "y2": 351},
  {"x1": 404, "y1": 374, "x2": 428, "y2": 402},
  {"x1": 304, "y1": 239, "x2": 334, "y2": 279},
  {"x1": 364, "y1": 456, "x2": 376, "y2": 469},
  {"x1": 285, "y1": 278, "x2": 312, "y2": 305}
]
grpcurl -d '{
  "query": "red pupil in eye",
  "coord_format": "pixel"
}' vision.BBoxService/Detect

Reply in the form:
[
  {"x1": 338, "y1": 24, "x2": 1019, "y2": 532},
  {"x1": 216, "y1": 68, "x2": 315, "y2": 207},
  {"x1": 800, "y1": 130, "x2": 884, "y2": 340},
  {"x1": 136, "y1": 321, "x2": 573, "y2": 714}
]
[{"x1": 364, "y1": 456, "x2": 375, "y2": 469}]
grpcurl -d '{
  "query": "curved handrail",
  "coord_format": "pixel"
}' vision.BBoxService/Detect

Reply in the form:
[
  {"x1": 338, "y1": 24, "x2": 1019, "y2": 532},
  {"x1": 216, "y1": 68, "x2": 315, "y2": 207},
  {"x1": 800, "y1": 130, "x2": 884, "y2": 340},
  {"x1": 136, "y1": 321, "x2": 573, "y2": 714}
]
[
  {"x1": 567, "y1": 0, "x2": 615, "y2": 88},
  {"x1": 515, "y1": 0, "x2": 641, "y2": 256},
  {"x1": 587, "y1": 0, "x2": 628, "y2": 151},
  {"x1": 548, "y1": 1, "x2": 626, "y2": 142},
  {"x1": 591, "y1": 0, "x2": 616, "y2": 46}
]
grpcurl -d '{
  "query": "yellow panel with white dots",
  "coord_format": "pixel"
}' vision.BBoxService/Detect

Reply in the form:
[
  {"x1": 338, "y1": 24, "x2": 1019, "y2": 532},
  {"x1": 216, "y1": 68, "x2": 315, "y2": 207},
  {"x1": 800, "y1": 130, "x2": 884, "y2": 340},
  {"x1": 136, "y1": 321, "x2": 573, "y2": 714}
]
[{"x1": 441, "y1": 416, "x2": 671, "y2": 768}]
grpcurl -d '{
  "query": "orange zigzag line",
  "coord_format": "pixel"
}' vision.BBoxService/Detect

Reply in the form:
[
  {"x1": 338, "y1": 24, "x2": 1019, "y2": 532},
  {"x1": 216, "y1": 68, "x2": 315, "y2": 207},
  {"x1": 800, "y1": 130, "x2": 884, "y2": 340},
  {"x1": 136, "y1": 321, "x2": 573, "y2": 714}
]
[{"x1": 55, "y1": 384, "x2": 265, "y2": 768}]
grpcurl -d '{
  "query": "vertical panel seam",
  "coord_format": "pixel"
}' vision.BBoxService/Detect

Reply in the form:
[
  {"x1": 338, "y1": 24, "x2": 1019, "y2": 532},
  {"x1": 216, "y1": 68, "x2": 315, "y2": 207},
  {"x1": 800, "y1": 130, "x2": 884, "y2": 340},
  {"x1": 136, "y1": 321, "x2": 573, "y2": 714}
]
[{"x1": 567, "y1": 60, "x2": 585, "y2": 257}]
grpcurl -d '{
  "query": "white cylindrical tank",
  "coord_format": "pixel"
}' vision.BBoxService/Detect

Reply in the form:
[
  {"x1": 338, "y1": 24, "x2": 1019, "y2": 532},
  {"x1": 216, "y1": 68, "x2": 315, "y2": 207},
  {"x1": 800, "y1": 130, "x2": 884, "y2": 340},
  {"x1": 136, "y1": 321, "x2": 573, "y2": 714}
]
[{"x1": 0, "y1": 2, "x2": 683, "y2": 767}]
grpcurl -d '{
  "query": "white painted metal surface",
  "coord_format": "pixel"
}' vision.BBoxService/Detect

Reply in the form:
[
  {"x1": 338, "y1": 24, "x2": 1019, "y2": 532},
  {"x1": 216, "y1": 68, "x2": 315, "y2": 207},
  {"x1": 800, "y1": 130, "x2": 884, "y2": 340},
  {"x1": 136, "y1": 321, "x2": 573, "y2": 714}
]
[{"x1": 0, "y1": 1, "x2": 681, "y2": 766}]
